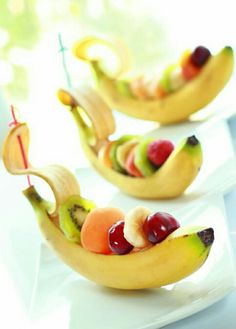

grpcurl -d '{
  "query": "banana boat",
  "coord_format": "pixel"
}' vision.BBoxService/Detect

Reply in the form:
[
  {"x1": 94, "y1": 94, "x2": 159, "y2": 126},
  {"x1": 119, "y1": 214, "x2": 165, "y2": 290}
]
[
  {"x1": 57, "y1": 86, "x2": 202, "y2": 199},
  {"x1": 2, "y1": 121, "x2": 214, "y2": 290},
  {"x1": 72, "y1": 36, "x2": 234, "y2": 124}
]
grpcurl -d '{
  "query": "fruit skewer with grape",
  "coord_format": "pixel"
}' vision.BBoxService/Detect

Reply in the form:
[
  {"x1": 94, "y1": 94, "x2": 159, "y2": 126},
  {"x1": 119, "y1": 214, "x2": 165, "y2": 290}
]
[
  {"x1": 2, "y1": 119, "x2": 214, "y2": 289},
  {"x1": 72, "y1": 36, "x2": 234, "y2": 123},
  {"x1": 58, "y1": 86, "x2": 202, "y2": 199},
  {"x1": 98, "y1": 133, "x2": 200, "y2": 179},
  {"x1": 129, "y1": 46, "x2": 212, "y2": 100}
]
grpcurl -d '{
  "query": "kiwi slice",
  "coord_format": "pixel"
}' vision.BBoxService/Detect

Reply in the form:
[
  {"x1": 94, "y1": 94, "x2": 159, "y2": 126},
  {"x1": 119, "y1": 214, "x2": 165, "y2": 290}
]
[
  {"x1": 134, "y1": 138, "x2": 157, "y2": 177},
  {"x1": 159, "y1": 64, "x2": 178, "y2": 92},
  {"x1": 116, "y1": 80, "x2": 134, "y2": 97},
  {"x1": 110, "y1": 135, "x2": 139, "y2": 173},
  {"x1": 59, "y1": 195, "x2": 96, "y2": 243}
]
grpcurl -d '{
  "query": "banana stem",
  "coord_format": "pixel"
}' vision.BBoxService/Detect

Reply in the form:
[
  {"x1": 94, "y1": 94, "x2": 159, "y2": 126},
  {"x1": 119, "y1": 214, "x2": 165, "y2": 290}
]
[
  {"x1": 89, "y1": 60, "x2": 106, "y2": 83},
  {"x1": 70, "y1": 106, "x2": 105, "y2": 152},
  {"x1": 23, "y1": 185, "x2": 53, "y2": 215},
  {"x1": 23, "y1": 185, "x2": 44, "y2": 208}
]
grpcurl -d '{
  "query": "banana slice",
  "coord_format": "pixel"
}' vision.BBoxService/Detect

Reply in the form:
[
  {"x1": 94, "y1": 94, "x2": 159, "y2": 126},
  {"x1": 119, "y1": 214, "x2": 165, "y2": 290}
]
[
  {"x1": 169, "y1": 67, "x2": 186, "y2": 90},
  {"x1": 116, "y1": 139, "x2": 140, "y2": 168},
  {"x1": 73, "y1": 37, "x2": 234, "y2": 123},
  {"x1": 124, "y1": 206, "x2": 151, "y2": 248}
]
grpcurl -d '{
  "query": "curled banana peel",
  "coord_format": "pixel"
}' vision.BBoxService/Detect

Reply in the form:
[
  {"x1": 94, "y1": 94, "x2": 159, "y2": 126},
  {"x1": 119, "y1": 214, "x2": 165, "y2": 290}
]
[
  {"x1": 2, "y1": 123, "x2": 213, "y2": 289},
  {"x1": 72, "y1": 35, "x2": 131, "y2": 78},
  {"x1": 73, "y1": 37, "x2": 234, "y2": 124},
  {"x1": 58, "y1": 86, "x2": 203, "y2": 199},
  {"x1": 2, "y1": 123, "x2": 80, "y2": 216},
  {"x1": 57, "y1": 86, "x2": 115, "y2": 151}
]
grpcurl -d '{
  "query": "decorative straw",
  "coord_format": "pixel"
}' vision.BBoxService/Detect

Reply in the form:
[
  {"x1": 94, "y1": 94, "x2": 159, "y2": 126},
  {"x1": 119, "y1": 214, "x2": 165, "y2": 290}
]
[
  {"x1": 9, "y1": 105, "x2": 32, "y2": 187},
  {"x1": 58, "y1": 33, "x2": 72, "y2": 88}
]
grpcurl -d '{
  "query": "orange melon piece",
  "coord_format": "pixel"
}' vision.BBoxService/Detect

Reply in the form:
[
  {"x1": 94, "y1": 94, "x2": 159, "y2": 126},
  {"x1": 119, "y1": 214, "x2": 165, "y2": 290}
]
[
  {"x1": 98, "y1": 141, "x2": 114, "y2": 168},
  {"x1": 81, "y1": 207, "x2": 125, "y2": 254}
]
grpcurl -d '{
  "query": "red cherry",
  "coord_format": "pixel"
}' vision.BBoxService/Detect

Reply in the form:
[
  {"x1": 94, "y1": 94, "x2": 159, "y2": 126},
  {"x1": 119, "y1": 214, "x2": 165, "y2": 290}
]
[
  {"x1": 143, "y1": 212, "x2": 180, "y2": 244},
  {"x1": 108, "y1": 221, "x2": 134, "y2": 255},
  {"x1": 190, "y1": 46, "x2": 211, "y2": 68},
  {"x1": 147, "y1": 140, "x2": 174, "y2": 166},
  {"x1": 125, "y1": 148, "x2": 143, "y2": 177}
]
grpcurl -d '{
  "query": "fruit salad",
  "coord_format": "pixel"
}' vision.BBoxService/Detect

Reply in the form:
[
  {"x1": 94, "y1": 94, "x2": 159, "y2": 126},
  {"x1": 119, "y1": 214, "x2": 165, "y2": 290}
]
[
  {"x1": 79, "y1": 206, "x2": 181, "y2": 255},
  {"x1": 42, "y1": 185, "x2": 214, "y2": 259},
  {"x1": 98, "y1": 134, "x2": 199, "y2": 177},
  {"x1": 55, "y1": 193, "x2": 182, "y2": 256},
  {"x1": 72, "y1": 38, "x2": 233, "y2": 124},
  {"x1": 130, "y1": 46, "x2": 211, "y2": 100}
]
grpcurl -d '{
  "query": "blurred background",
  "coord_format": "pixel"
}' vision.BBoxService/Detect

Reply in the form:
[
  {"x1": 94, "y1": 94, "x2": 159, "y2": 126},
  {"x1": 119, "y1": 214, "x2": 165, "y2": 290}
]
[{"x1": 0, "y1": 0, "x2": 235, "y2": 169}]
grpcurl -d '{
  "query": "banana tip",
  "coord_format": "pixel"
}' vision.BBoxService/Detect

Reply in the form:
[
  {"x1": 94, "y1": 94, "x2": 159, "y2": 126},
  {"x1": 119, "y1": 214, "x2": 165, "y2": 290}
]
[
  {"x1": 197, "y1": 227, "x2": 214, "y2": 247},
  {"x1": 187, "y1": 135, "x2": 199, "y2": 146},
  {"x1": 224, "y1": 46, "x2": 233, "y2": 53}
]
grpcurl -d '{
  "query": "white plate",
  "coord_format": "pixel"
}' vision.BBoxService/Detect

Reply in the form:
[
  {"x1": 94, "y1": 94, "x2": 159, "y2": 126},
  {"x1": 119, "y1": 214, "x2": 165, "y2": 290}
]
[{"x1": 29, "y1": 194, "x2": 236, "y2": 329}]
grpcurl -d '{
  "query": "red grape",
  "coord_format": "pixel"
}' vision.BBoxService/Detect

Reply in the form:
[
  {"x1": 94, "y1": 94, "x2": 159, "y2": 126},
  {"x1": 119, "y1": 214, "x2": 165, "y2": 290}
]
[
  {"x1": 147, "y1": 139, "x2": 174, "y2": 166},
  {"x1": 108, "y1": 221, "x2": 134, "y2": 254},
  {"x1": 190, "y1": 46, "x2": 211, "y2": 67},
  {"x1": 143, "y1": 212, "x2": 180, "y2": 244}
]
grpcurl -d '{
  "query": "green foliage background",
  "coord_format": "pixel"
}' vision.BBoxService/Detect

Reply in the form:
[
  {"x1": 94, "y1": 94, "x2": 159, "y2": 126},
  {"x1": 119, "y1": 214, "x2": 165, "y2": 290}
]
[
  {"x1": 0, "y1": 0, "x2": 167, "y2": 103},
  {"x1": 0, "y1": 0, "x2": 40, "y2": 100}
]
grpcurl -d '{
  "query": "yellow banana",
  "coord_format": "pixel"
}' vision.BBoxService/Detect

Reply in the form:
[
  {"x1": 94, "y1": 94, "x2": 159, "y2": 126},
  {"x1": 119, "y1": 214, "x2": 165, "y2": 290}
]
[
  {"x1": 2, "y1": 122, "x2": 214, "y2": 290},
  {"x1": 24, "y1": 188, "x2": 214, "y2": 290},
  {"x1": 58, "y1": 87, "x2": 203, "y2": 199},
  {"x1": 73, "y1": 37, "x2": 234, "y2": 124}
]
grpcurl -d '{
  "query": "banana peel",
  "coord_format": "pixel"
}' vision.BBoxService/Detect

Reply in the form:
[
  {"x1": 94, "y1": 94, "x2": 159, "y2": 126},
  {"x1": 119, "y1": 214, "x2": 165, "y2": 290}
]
[
  {"x1": 58, "y1": 86, "x2": 202, "y2": 199},
  {"x1": 2, "y1": 123, "x2": 80, "y2": 216},
  {"x1": 72, "y1": 35, "x2": 132, "y2": 78},
  {"x1": 2, "y1": 122, "x2": 214, "y2": 290},
  {"x1": 73, "y1": 37, "x2": 234, "y2": 124}
]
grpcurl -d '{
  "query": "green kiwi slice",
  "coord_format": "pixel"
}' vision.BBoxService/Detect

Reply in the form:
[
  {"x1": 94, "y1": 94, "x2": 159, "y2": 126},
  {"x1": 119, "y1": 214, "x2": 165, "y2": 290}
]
[
  {"x1": 109, "y1": 135, "x2": 139, "y2": 173},
  {"x1": 116, "y1": 80, "x2": 134, "y2": 97},
  {"x1": 59, "y1": 195, "x2": 96, "y2": 243},
  {"x1": 134, "y1": 138, "x2": 157, "y2": 177}
]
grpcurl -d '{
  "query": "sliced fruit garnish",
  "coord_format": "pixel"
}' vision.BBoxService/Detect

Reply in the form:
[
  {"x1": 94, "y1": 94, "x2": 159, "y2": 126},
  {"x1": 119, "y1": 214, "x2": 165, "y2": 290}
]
[
  {"x1": 81, "y1": 207, "x2": 125, "y2": 254},
  {"x1": 134, "y1": 138, "x2": 156, "y2": 177},
  {"x1": 59, "y1": 195, "x2": 96, "y2": 243}
]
